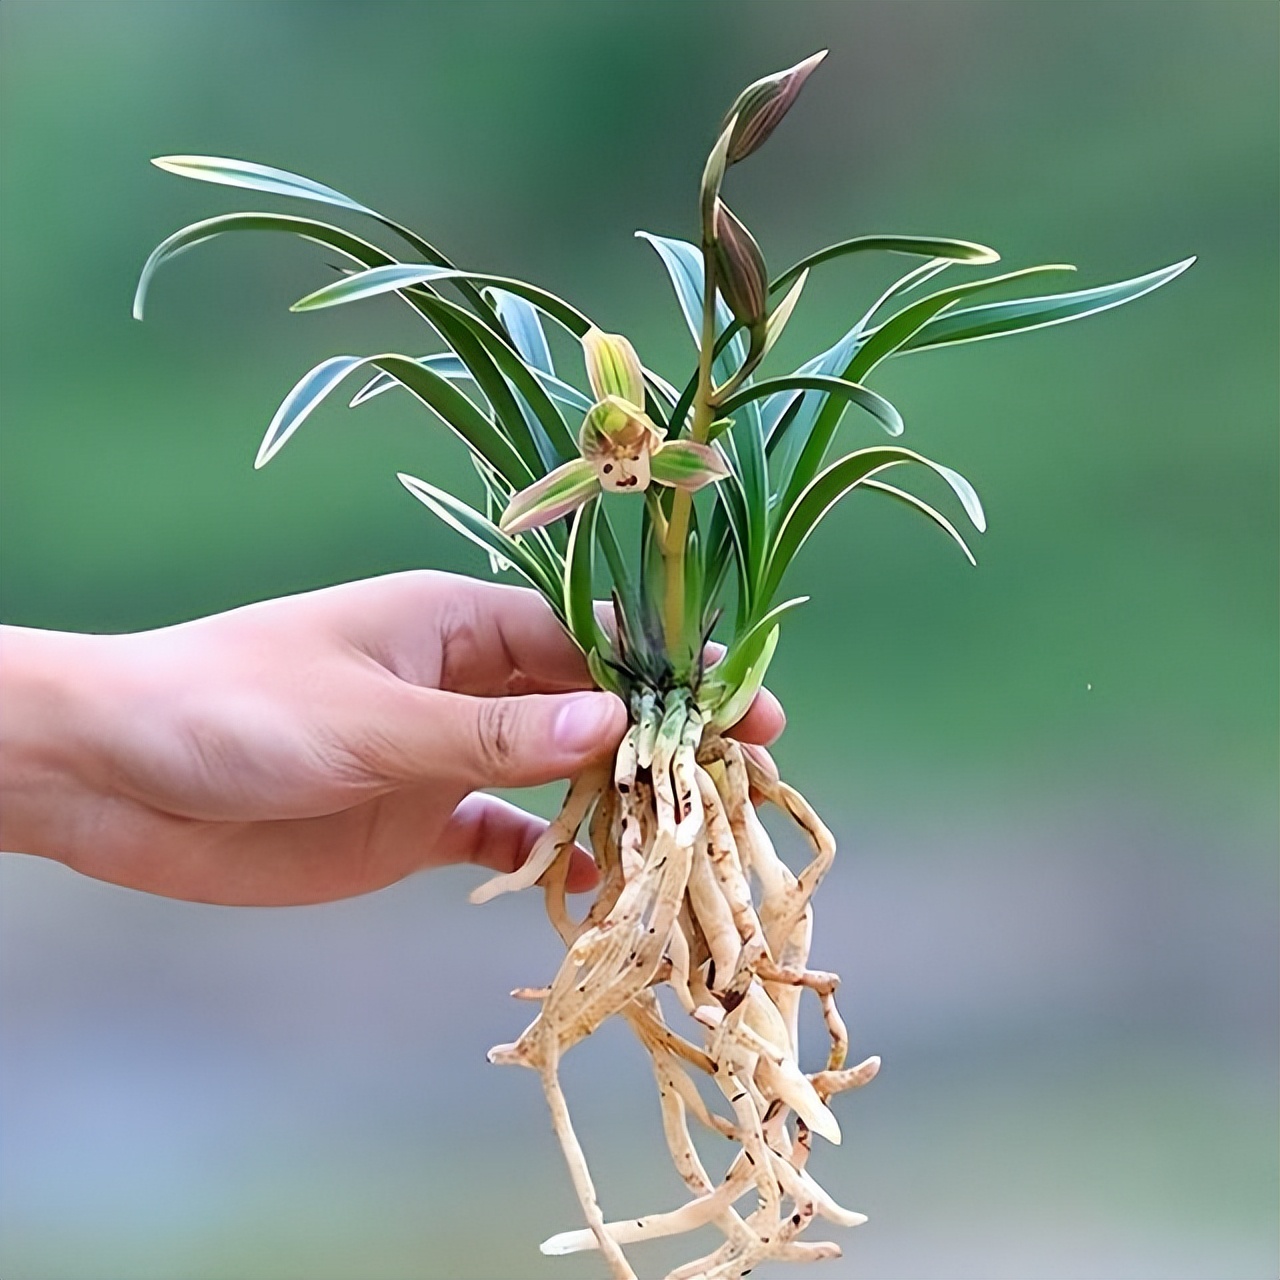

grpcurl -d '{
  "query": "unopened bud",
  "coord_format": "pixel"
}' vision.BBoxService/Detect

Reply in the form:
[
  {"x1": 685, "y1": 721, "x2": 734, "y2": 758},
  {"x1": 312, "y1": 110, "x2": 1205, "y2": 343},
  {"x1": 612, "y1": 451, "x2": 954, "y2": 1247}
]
[
  {"x1": 722, "y1": 50, "x2": 827, "y2": 164},
  {"x1": 712, "y1": 199, "x2": 768, "y2": 327}
]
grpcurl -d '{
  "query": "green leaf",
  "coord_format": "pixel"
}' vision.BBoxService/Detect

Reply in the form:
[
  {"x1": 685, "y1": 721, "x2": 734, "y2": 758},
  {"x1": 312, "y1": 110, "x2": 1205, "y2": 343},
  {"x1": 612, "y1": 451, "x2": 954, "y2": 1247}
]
[
  {"x1": 895, "y1": 257, "x2": 1196, "y2": 353},
  {"x1": 708, "y1": 626, "x2": 779, "y2": 732},
  {"x1": 761, "y1": 268, "x2": 808, "y2": 360},
  {"x1": 722, "y1": 374, "x2": 904, "y2": 439},
  {"x1": 148, "y1": 154, "x2": 496, "y2": 318},
  {"x1": 292, "y1": 262, "x2": 594, "y2": 336},
  {"x1": 564, "y1": 498, "x2": 605, "y2": 656},
  {"x1": 416, "y1": 292, "x2": 576, "y2": 470},
  {"x1": 485, "y1": 288, "x2": 554, "y2": 375},
  {"x1": 151, "y1": 155, "x2": 376, "y2": 215},
  {"x1": 860, "y1": 478, "x2": 977, "y2": 566},
  {"x1": 351, "y1": 356, "x2": 590, "y2": 421},
  {"x1": 133, "y1": 212, "x2": 397, "y2": 321},
  {"x1": 771, "y1": 234, "x2": 1000, "y2": 294},
  {"x1": 256, "y1": 352, "x2": 532, "y2": 486},
  {"x1": 848, "y1": 264, "x2": 1075, "y2": 383},
  {"x1": 256, "y1": 355, "x2": 367, "y2": 467},
  {"x1": 350, "y1": 352, "x2": 471, "y2": 407},
  {"x1": 764, "y1": 446, "x2": 984, "y2": 604},
  {"x1": 635, "y1": 232, "x2": 747, "y2": 389},
  {"x1": 704, "y1": 596, "x2": 807, "y2": 701},
  {"x1": 777, "y1": 264, "x2": 1073, "y2": 515},
  {"x1": 681, "y1": 526, "x2": 705, "y2": 660},
  {"x1": 396, "y1": 473, "x2": 561, "y2": 610}
]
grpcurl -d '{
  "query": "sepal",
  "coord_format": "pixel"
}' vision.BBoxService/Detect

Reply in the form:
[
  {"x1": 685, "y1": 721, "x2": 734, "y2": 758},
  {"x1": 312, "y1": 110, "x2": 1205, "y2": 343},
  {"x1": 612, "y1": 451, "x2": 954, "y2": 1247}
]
[
  {"x1": 650, "y1": 440, "x2": 730, "y2": 491},
  {"x1": 582, "y1": 327, "x2": 646, "y2": 405},
  {"x1": 498, "y1": 457, "x2": 598, "y2": 534}
]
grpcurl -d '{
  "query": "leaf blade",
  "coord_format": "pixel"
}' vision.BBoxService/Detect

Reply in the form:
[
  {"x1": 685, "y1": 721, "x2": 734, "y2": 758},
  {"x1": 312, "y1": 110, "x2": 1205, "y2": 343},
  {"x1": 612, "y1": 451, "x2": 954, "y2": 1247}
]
[{"x1": 896, "y1": 257, "x2": 1196, "y2": 353}]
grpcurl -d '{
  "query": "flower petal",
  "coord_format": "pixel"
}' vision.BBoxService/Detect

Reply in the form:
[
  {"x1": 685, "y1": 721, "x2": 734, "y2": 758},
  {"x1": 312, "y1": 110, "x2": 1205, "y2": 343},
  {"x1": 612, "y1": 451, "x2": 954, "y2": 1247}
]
[
  {"x1": 499, "y1": 458, "x2": 599, "y2": 534},
  {"x1": 582, "y1": 328, "x2": 646, "y2": 405},
  {"x1": 650, "y1": 439, "x2": 730, "y2": 490}
]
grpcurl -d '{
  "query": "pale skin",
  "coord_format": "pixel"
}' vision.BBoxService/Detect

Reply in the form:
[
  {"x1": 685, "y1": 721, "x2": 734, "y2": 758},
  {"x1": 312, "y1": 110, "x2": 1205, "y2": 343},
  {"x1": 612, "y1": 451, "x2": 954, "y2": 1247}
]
[{"x1": 0, "y1": 571, "x2": 783, "y2": 907}]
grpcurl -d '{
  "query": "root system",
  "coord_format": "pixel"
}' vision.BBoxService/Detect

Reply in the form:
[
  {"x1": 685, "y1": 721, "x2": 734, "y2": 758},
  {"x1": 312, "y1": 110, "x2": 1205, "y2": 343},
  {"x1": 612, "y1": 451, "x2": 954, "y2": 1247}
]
[{"x1": 474, "y1": 691, "x2": 877, "y2": 1280}]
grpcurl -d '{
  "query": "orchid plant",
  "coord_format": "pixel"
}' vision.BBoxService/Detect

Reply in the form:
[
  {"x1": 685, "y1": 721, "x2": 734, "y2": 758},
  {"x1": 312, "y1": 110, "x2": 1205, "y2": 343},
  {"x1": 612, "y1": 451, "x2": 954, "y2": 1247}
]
[{"x1": 136, "y1": 49, "x2": 1191, "y2": 1280}]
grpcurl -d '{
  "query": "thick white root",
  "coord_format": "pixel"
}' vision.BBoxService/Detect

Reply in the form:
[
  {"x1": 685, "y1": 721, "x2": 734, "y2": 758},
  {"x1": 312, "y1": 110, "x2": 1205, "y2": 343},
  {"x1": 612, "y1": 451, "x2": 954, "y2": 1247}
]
[{"x1": 480, "y1": 705, "x2": 875, "y2": 1280}]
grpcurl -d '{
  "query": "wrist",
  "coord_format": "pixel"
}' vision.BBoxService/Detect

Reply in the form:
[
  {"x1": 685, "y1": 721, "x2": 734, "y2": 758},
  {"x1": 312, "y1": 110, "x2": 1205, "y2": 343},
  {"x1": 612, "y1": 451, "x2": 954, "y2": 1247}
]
[{"x1": 0, "y1": 626, "x2": 117, "y2": 861}]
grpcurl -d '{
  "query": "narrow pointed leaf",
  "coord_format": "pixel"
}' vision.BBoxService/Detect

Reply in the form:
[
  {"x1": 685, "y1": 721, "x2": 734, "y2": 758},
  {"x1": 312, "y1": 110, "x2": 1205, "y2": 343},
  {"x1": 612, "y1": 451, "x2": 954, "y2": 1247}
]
[
  {"x1": 704, "y1": 597, "x2": 807, "y2": 701},
  {"x1": 418, "y1": 293, "x2": 576, "y2": 466},
  {"x1": 895, "y1": 257, "x2": 1196, "y2": 353},
  {"x1": 564, "y1": 498, "x2": 605, "y2": 656},
  {"x1": 134, "y1": 212, "x2": 396, "y2": 321},
  {"x1": 293, "y1": 263, "x2": 461, "y2": 311},
  {"x1": 761, "y1": 268, "x2": 808, "y2": 360},
  {"x1": 635, "y1": 232, "x2": 747, "y2": 389},
  {"x1": 847, "y1": 264, "x2": 1075, "y2": 383},
  {"x1": 485, "y1": 288, "x2": 554, "y2": 374},
  {"x1": 771, "y1": 234, "x2": 1000, "y2": 294},
  {"x1": 148, "y1": 155, "x2": 495, "y2": 317},
  {"x1": 350, "y1": 352, "x2": 470, "y2": 407},
  {"x1": 861, "y1": 479, "x2": 977, "y2": 565},
  {"x1": 151, "y1": 156, "x2": 374, "y2": 215},
  {"x1": 256, "y1": 355, "x2": 367, "y2": 468},
  {"x1": 354, "y1": 357, "x2": 591, "y2": 422},
  {"x1": 777, "y1": 265, "x2": 1073, "y2": 515},
  {"x1": 709, "y1": 626, "x2": 779, "y2": 732},
  {"x1": 291, "y1": 262, "x2": 594, "y2": 336},
  {"x1": 397, "y1": 473, "x2": 560, "y2": 608},
  {"x1": 256, "y1": 352, "x2": 532, "y2": 485},
  {"x1": 723, "y1": 374, "x2": 903, "y2": 438},
  {"x1": 765, "y1": 446, "x2": 984, "y2": 603}
]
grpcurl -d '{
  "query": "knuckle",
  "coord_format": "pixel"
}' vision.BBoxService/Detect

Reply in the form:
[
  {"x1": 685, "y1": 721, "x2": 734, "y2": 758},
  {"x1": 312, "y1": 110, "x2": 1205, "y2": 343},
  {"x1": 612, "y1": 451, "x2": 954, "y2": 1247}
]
[{"x1": 473, "y1": 698, "x2": 523, "y2": 776}]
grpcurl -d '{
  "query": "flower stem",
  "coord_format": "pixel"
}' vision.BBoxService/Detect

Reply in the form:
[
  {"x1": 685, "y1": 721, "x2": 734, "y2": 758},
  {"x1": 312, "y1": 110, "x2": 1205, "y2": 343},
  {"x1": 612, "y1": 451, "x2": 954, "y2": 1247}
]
[{"x1": 661, "y1": 251, "x2": 718, "y2": 656}]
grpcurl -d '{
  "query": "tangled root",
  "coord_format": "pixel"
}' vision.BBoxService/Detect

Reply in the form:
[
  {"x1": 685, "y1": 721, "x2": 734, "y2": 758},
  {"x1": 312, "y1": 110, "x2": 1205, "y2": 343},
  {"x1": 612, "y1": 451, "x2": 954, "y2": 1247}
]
[{"x1": 473, "y1": 689, "x2": 876, "y2": 1280}]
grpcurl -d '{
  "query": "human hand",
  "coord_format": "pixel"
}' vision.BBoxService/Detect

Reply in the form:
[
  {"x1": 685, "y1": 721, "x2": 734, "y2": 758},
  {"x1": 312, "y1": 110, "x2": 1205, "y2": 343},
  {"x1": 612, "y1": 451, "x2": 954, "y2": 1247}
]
[{"x1": 0, "y1": 572, "x2": 784, "y2": 906}]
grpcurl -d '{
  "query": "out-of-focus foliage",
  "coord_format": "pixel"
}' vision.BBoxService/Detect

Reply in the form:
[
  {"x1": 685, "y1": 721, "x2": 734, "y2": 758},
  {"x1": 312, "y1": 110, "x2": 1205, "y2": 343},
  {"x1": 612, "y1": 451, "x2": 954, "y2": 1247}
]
[{"x1": 1, "y1": 3, "x2": 1275, "y2": 1279}]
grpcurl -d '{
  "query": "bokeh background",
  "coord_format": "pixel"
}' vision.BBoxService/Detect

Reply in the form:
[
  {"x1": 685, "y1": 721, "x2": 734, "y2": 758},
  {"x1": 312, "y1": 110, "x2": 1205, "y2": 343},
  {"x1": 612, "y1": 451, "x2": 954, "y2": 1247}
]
[{"x1": 2, "y1": 2, "x2": 1276, "y2": 1277}]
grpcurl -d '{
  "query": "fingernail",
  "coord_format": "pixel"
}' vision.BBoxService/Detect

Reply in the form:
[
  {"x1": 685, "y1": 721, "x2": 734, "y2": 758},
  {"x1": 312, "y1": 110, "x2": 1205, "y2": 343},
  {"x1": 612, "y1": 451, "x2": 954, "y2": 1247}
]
[{"x1": 553, "y1": 692, "x2": 622, "y2": 755}]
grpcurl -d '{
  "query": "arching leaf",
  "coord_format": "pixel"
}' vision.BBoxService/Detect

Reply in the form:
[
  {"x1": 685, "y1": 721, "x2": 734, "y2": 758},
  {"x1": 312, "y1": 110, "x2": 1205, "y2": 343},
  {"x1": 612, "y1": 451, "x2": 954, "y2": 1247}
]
[
  {"x1": 396, "y1": 473, "x2": 561, "y2": 609},
  {"x1": 764, "y1": 446, "x2": 984, "y2": 603}
]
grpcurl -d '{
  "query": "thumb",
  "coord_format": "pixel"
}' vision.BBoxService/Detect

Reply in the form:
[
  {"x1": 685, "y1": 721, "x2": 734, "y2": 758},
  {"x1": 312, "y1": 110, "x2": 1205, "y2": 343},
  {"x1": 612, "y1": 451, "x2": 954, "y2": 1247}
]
[{"x1": 385, "y1": 686, "x2": 627, "y2": 789}]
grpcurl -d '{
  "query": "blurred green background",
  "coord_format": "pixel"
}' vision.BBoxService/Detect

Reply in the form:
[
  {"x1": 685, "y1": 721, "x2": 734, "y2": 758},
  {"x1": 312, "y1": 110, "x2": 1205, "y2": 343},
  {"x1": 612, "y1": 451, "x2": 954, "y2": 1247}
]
[{"x1": 1, "y1": 2, "x2": 1275, "y2": 1278}]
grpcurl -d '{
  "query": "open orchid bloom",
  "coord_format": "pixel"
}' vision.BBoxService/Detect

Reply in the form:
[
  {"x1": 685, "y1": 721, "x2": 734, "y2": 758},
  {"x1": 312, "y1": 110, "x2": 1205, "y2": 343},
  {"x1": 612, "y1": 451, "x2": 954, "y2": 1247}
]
[{"x1": 499, "y1": 330, "x2": 728, "y2": 535}]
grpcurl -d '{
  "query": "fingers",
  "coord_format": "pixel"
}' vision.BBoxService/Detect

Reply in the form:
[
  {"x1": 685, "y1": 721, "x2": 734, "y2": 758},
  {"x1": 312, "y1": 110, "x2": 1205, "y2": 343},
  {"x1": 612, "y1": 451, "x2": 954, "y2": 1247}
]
[
  {"x1": 726, "y1": 685, "x2": 786, "y2": 745},
  {"x1": 372, "y1": 684, "x2": 628, "y2": 791},
  {"x1": 420, "y1": 575, "x2": 593, "y2": 695},
  {"x1": 438, "y1": 792, "x2": 600, "y2": 893}
]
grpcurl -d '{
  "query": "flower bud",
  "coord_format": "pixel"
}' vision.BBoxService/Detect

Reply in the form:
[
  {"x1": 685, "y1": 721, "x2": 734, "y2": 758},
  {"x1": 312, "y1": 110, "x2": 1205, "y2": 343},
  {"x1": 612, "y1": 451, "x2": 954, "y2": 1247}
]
[
  {"x1": 711, "y1": 199, "x2": 768, "y2": 327},
  {"x1": 721, "y1": 50, "x2": 827, "y2": 164}
]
